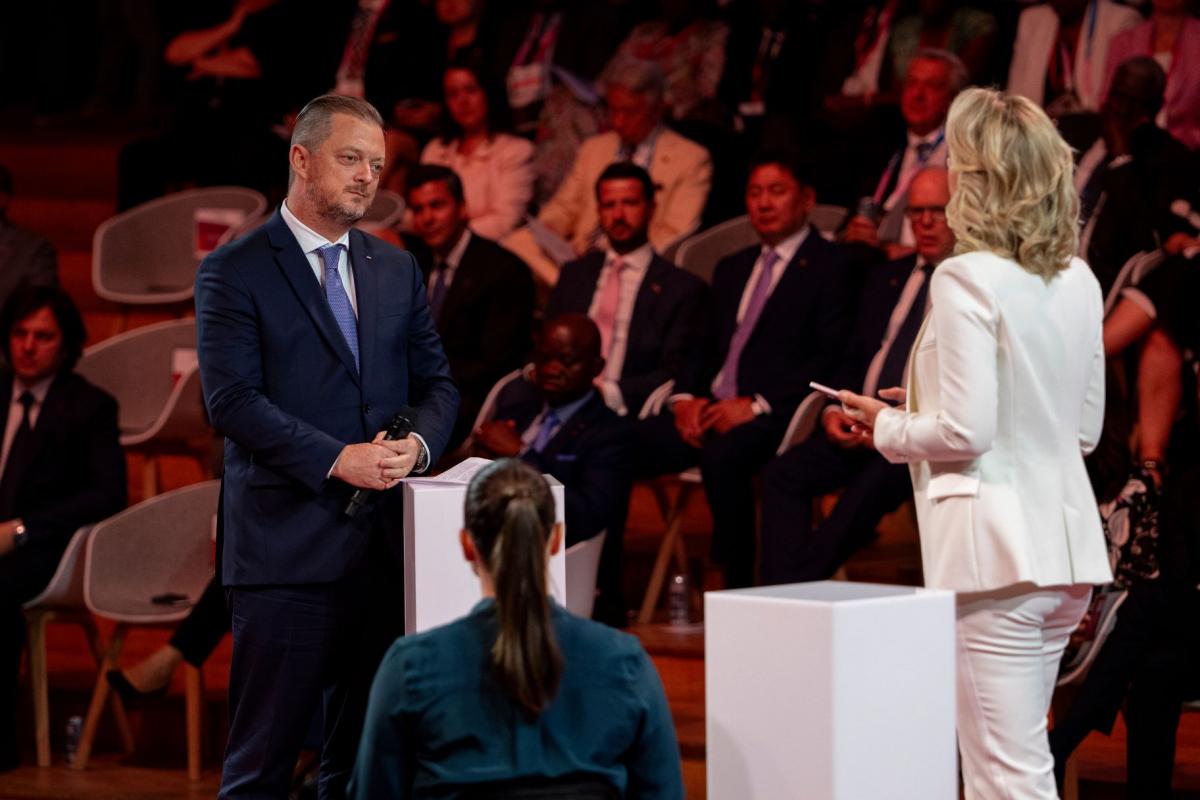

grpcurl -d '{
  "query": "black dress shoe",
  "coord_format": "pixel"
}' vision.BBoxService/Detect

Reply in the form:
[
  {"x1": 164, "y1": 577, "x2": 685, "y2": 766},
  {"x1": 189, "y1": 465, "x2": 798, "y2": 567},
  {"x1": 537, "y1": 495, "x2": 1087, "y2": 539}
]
[{"x1": 105, "y1": 670, "x2": 167, "y2": 702}]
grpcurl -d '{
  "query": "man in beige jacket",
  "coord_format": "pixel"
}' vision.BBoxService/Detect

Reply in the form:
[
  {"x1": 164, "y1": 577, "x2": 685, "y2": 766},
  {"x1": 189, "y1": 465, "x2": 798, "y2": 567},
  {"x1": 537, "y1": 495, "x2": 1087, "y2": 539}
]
[{"x1": 503, "y1": 58, "x2": 712, "y2": 287}]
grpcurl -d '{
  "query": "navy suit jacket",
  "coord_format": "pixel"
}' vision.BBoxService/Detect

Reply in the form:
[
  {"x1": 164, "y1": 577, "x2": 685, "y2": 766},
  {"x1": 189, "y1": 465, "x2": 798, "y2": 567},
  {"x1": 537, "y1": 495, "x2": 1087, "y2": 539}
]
[
  {"x1": 195, "y1": 211, "x2": 459, "y2": 586},
  {"x1": 495, "y1": 381, "x2": 631, "y2": 546},
  {"x1": 547, "y1": 251, "x2": 710, "y2": 416},
  {"x1": 703, "y1": 226, "x2": 853, "y2": 417},
  {"x1": 830, "y1": 254, "x2": 919, "y2": 393}
]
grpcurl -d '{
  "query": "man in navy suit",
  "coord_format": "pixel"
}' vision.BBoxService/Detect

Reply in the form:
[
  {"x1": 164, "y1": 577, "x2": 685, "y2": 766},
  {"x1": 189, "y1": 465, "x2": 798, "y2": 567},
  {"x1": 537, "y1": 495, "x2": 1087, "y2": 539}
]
[
  {"x1": 636, "y1": 152, "x2": 855, "y2": 588},
  {"x1": 759, "y1": 167, "x2": 955, "y2": 584},
  {"x1": 547, "y1": 161, "x2": 710, "y2": 419},
  {"x1": 195, "y1": 95, "x2": 458, "y2": 799},
  {"x1": 472, "y1": 313, "x2": 630, "y2": 552}
]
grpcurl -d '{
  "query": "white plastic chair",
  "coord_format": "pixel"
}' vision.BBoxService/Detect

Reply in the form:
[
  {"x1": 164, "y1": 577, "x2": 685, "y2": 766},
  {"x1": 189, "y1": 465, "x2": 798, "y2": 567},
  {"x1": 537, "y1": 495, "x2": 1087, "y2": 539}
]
[
  {"x1": 564, "y1": 532, "x2": 607, "y2": 618},
  {"x1": 75, "y1": 318, "x2": 210, "y2": 497},
  {"x1": 447, "y1": 367, "x2": 531, "y2": 464},
  {"x1": 674, "y1": 216, "x2": 758, "y2": 285},
  {"x1": 1103, "y1": 249, "x2": 1165, "y2": 317},
  {"x1": 93, "y1": 187, "x2": 267, "y2": 304},
  {"x1": 73, "y1": 481, "x2": 220, "y2": 779},
  {"x1": 22, "y1": 527, "x2": 134, "y2": 766},
  {"x1": 355, "y1": 189, "x2": 406, "y2": 233},
  {"x1": 809, "y1": 204, "x2": 849, "y2": 240}
]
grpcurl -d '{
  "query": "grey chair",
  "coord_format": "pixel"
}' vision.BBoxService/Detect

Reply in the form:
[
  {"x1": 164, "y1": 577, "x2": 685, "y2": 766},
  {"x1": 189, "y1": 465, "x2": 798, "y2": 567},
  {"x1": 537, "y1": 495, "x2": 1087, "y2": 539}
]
[
  {"x1": 23, "y1": 527, "x2": 134, "y2": 766},
  {"x1": 447, "y1": 367, "x2": 530, "y2": 464},
  {"x1": 809, "y1": 204, "x2": 849, "y2": 239},
  {"x1": 674, "y1": 215, "x2": 758, "y2": 285},
  {"x1": 563, "y1": 532, "x2": 607, "y2": 618},
  {"x1": 356, "y1": 188, "x2": 406, "y2": 233},
  {"x1": 73, "y1": 480, "x2": 220, "y2": 779},
  {"x1": 75, "y1": 318, "x2": 210, "y2": 497},
  {"x1": 92, "y1": 187, "x2": 267, "y2": 304}
]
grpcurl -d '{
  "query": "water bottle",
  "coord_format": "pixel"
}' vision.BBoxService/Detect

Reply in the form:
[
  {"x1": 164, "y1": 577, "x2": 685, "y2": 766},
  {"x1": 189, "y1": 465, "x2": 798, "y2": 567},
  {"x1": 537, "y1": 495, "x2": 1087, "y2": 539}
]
[
  {"x1": 668, "y1": 572, "x2": 690, "y2": 626},
  {"x1": 65, "y1": 715, "x2": 82, "y2": 766}
]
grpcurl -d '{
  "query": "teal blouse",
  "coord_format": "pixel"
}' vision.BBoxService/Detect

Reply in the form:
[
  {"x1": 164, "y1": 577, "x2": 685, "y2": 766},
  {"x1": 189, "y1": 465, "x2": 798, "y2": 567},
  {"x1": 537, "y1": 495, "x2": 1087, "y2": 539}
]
[{"x1": 350, "y1": 599, "x2": 684, "y2": 799}]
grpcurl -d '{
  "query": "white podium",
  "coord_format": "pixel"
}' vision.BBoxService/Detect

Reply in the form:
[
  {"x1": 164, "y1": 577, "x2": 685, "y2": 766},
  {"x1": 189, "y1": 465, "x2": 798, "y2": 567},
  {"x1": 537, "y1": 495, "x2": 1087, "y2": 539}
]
[
  {"x1": 706, "y1": 581, "x2": 956, "y2": 800},
  {"x1": 402, "y1": 459, "x2": 566, "y2": 634}
]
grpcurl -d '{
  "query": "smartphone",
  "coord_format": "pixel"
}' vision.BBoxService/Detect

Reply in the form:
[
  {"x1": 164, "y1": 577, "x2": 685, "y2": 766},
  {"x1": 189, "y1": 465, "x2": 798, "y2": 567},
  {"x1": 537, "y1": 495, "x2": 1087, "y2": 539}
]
[{"x1": 808, "y1": 381, "x2": 844, "y2": 400}]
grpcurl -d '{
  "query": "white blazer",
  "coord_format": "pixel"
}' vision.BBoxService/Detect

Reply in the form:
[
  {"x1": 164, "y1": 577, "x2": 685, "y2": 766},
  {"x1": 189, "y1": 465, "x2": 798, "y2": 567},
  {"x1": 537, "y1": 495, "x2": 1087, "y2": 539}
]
[
  {"x1": 874, "y1": 252, "x2": 1113, "y2": 593},
  {"x1": 1006, "y1": 0, "x2": 1141, "y2": 111}
]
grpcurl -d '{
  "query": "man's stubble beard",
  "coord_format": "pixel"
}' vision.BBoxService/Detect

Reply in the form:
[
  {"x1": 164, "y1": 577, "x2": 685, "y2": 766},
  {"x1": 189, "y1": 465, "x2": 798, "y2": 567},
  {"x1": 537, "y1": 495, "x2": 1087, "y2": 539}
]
[{"x1": 305, "y1": 170, "x2": 369, "y2": 229}]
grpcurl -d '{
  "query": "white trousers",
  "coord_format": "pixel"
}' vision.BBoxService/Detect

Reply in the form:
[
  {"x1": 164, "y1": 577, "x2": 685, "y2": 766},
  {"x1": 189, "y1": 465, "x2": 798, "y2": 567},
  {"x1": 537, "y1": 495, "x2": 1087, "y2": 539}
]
[{"x1": 955, "y1": 583, "x2": 1092, "y2": 799}]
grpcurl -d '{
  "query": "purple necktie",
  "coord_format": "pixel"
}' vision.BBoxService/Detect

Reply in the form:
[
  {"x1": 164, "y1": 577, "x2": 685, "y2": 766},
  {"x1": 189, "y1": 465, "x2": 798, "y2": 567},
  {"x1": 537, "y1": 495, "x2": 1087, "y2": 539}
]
[{"x1": 713, "y1": 248, "x2": 780, "y2": 400}]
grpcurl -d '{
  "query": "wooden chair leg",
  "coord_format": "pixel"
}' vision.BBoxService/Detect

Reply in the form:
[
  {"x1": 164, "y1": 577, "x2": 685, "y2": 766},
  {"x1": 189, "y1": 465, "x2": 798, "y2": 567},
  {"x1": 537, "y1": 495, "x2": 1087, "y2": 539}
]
[
  {"x1": 26, "y1": 611, "x2": 52, "y2": 767},
  {"x1": 141, "y1": 455, "x2": 158, "y2": 501},
  {"x1": 185, "y1": 664, "x2": 203, "y2": 780},
  {"x1": 81, "y1": 617, "x2": 134, "y2": 754},
  {"x1": 74, "y1": 624, "x2": 126, "y2": 770},
  {"x1": 638, "y1": 483, "x2": 696, "y2": 624}
]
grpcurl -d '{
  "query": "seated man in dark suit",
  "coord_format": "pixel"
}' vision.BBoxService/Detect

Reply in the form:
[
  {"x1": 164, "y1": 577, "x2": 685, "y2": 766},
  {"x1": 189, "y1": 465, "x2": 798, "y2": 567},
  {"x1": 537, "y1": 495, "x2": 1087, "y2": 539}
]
[
  {"x1": 405, "y1": 164, "x2": 535, "y2": 453},
  {"x1": 472, "y1": 313, "x2": 631, "y2": 618},
  {"x1": 547, "y1": 161, "x2": 710, "y2": 418},
  {"x1": 759, "y1": 167, "x2": 955, "y2": 585},
  {"x1": 0, "y1": 286, "x2": 126, "y2": 769},
  {"x1": 1063, "y1": 56, "x2": 1193, "y2": 294},
  {"x1": 635, "y1": 152, "x2": 855, "y2": 588}
]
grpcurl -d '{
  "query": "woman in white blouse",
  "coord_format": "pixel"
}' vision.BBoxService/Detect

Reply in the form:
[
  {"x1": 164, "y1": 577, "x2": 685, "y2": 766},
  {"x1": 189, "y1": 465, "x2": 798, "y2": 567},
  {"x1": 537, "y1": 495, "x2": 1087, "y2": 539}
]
[
  {"x1": 420, "y1": 58, "x2": 535, "y2": 240},
  {"x1": 841, "y1": 87, "x2": 1112, "y2": 799}
]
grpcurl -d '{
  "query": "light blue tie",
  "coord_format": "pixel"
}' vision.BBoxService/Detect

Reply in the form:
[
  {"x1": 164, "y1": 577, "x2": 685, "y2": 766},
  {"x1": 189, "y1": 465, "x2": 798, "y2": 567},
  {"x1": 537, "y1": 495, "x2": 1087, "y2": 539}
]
[
  {"x1": 530, "y1": 409, "x2": 561, "y2": 453},
  {"x1": 319, "y1": 244, "x2": 359, "y2": 372}
]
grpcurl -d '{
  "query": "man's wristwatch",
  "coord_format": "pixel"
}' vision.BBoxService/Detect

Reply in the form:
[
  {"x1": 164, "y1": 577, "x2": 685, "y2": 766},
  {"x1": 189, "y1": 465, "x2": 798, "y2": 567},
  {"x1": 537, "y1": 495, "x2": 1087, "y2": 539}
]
[
  {"x1": 413, "y1": 445, "x2": 429, "y2": 475},
  {"x1": 12, "y1": 522, "x2": 29, "y2": 549}
]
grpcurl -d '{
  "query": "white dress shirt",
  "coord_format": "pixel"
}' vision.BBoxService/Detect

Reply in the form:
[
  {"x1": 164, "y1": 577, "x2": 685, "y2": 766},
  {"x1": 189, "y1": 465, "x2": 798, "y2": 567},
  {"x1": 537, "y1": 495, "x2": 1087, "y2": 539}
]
[
  {"x1": 281, "y1": 202, "x2": 432, "y2": 473},
  {"x1": 861, "y1": 257, "x2": 933, "y2": 398},
  {"x1": 281, "y1": 200, "x2": 358, "y2": 317},
  {"x1": 588, "y1": 242, "x2": 654, "y2": 415},
  {"x1": 0, "y1": 376, "x2": 53, "y2": 481}
]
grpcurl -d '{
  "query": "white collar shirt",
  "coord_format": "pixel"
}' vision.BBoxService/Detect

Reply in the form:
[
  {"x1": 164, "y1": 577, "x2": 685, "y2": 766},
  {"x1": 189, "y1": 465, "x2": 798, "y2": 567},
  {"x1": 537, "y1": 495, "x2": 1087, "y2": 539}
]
[
  {"x1": 281, "y1": 200, "x2": 358, "y2": 317},
  {"x1": 735, "y1": 225, "x2": 808, "y2": 323}
]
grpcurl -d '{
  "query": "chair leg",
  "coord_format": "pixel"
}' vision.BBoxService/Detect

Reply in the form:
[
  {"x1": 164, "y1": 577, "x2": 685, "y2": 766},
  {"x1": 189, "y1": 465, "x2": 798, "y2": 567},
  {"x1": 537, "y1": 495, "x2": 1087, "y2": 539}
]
[
  {"x1": 81, "y1": 617, "x2": 134, "y2": 754},
  {"x1": 26, "y1": 611, "x2": 52, "y2": 767},
  {"x1": 185, "y1": 664, "x2": 204, "y2": 780},
  {"x1": 141, "y1": 455, "x2": 159, "y2": 501},
  {"x1": 74, "y1": 624, "x2": 126, "y2": 770},
  {"x1": 638, "y1": 483, "x2": 695, "y2": 625},
  {"x1": 1063, "y1": 756, "x2": 1080, "y2": 800}
]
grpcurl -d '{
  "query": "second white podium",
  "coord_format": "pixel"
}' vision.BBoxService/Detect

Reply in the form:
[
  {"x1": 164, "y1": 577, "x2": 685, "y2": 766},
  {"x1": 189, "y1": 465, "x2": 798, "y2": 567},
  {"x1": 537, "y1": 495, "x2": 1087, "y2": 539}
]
[{"x1": 706, "y1": 581, "x2": 956, "y2": 799}]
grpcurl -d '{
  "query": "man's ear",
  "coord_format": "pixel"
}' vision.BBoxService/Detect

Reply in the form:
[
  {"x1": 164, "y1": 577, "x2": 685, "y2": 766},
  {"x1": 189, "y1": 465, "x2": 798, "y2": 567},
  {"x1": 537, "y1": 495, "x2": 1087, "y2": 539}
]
[
  {"x1": 459, "y1": 529, "x2": 476, "y2": 565},
  {"x1": 548, "y1": 522, "x2": 564, "y2": 556},
  {"x1": 289, "y1": 144, "x2": 310, "y2": 182}
]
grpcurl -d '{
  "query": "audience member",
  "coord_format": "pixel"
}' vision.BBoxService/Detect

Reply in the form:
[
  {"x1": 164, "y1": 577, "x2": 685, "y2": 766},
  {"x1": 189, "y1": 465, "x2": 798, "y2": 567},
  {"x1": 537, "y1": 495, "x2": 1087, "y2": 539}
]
[
  {"x1": 107, "y1": 578, "x2": 227, "y2": 700},
  {"x1": 1103, "y1": 0, "x2": 1200, "y2": 150},
  {"x1": 841, "y1": 48, "x2": 963, "y2": 251},
  {"x1": 0, "y1": 286, "x2": 126, "y2": 770},
  {"x1": 503, "y1": 58, "x2": 712, "y2": 287},
  {"x1": 829, "y1": 0, "x2": 905, "y2": 105},
  {"x1": 472, "y1": 314, "x2": 631, "y2": 554},
  {"x1": 405, "y1": 164, "x2": 536, "y2": 452},
  {"x1": 1066, "y1": 56, "x2": 1192, "y2": 293},
  {"x1": 350, "y1": 457, "x2": 681, "y2": 798},
  {"x1": 887, "y1": 0, "x2": 997, "y2": 88},
  {"x1": 1051, "y1": 248, "x2": 1200, "y2": 796},
  {"x1": 599, "y1": 0, "x2": 729, "y2": 123},
  {"x1": 1007, "y1": 0, "x2": 1141, "y2": 117},
  {"x1": 547, "y1": 162, "x2": 710, "y2": 418},
  {"x1": 420, "y1": 58, "x2": 535, "y2": 240},
  {"x1": 0, "y1": 165, "x2": 57, "y2": 315},
  {"x1": 632, "y1": 152, "x2": 854, "y2": 588},
  {"x1": 759, "y1": 167, "x2": 955, "y2": 585}
]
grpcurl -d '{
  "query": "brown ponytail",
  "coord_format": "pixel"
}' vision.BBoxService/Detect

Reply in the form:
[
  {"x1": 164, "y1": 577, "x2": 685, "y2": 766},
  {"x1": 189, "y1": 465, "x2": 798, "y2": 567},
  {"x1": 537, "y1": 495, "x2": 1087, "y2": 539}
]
[{"x1": 465, "y1": 459, "x2": 563, "y2": 714}]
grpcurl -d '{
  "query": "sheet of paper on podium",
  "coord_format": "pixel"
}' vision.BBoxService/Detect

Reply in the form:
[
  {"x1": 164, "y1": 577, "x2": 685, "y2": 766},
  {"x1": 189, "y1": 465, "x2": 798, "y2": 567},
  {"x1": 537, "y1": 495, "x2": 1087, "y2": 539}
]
[{"x1": 402, "y1": 458, "x2": 566, "y2": 634}]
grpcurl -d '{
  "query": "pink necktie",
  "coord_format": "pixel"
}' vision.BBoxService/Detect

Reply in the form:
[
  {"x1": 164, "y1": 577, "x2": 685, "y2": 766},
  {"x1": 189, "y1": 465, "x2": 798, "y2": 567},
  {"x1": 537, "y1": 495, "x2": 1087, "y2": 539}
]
[{"x1": 593, "y1": 258, "x2": 627, "y2": 358}]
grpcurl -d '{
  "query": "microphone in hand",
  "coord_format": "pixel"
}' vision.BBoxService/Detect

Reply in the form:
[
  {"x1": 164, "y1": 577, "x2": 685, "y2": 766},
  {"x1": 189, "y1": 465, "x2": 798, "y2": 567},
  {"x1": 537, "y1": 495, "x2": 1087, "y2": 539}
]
[{"x1": 345, "y1": 413, "x2": 414, "y2": 518}]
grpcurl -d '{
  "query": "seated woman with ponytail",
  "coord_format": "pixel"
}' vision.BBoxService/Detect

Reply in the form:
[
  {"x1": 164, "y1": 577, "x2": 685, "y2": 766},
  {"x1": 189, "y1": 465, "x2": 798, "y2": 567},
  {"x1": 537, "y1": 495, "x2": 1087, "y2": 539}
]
[{"x1": 350, "y1": 459, "x2": 683, "y2": 800}]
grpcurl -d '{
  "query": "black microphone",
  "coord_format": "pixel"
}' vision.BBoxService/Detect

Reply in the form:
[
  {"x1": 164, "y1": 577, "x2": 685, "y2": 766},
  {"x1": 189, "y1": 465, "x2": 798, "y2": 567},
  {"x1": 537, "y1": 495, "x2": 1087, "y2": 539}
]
[{"x1": 344, "y1": 412, "x2": 415, "y2": 518}]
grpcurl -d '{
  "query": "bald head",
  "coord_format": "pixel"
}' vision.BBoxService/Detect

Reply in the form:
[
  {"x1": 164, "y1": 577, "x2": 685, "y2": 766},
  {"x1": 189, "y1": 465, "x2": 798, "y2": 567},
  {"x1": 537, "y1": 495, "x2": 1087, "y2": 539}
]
[
  {"x1": 908, "y1": 167, "x2": 954, "y2": 264},
  {"x1": 533, "y1": 313, "x2": 605, "y2": 406}
]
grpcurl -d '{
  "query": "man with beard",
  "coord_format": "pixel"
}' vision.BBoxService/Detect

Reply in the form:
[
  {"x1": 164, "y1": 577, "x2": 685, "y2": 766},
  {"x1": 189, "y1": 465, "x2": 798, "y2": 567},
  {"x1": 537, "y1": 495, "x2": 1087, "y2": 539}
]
[{"x1": 195, "y1": 94, "x2": 458, "y2": 798}]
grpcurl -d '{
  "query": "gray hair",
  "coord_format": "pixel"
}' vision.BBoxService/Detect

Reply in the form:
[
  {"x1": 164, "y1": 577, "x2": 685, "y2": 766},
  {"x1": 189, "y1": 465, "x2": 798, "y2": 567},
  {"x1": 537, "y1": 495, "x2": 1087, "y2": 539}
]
[
  {"x1": 910, "y1": 48, "x2": 970, "y2": 94},
  {"x1": 289, "y1": 94, "x2": 384, "y2": 185},
  {"x1": 605, "y1": 57, "x2": 665, "y2": 102}
]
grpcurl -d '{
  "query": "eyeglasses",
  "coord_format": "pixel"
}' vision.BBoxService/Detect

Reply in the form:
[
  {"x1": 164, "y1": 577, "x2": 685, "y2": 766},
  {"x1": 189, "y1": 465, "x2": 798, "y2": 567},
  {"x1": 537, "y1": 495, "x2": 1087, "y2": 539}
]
[{"x1": 906, "y1": 205, "x2": 947, "y2": 221}]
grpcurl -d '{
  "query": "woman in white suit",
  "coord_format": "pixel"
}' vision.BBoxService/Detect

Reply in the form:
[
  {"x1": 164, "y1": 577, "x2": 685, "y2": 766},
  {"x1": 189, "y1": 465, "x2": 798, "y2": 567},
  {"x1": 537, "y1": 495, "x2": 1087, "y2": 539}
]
[{"x1": 841, "y1": 87, "x2": 1113, "y2": 799}]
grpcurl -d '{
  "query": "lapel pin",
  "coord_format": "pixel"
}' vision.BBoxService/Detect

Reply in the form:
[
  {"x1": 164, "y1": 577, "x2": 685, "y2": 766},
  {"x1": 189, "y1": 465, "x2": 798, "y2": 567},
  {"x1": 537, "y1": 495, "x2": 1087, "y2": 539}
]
[{"x1": 650, "y1": 282, "x2": 662, "y2": 294}]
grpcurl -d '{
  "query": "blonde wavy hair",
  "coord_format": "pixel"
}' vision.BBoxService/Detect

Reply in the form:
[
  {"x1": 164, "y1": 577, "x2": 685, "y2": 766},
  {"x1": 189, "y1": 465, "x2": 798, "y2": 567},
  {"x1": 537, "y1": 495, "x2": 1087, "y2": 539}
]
[{"x1": 944, "y1": 87, "x2": 1079, "y2": 279}]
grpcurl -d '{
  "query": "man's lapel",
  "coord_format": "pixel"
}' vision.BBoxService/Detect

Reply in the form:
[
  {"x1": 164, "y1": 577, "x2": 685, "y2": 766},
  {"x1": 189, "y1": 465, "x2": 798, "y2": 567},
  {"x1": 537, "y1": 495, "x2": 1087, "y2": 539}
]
[
  {"x1": 349, "y1": 229, "x2": 378, "y2": 388},
  {"x1": 266, "y1": 212, "x2": 361, "y2": 386}
]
